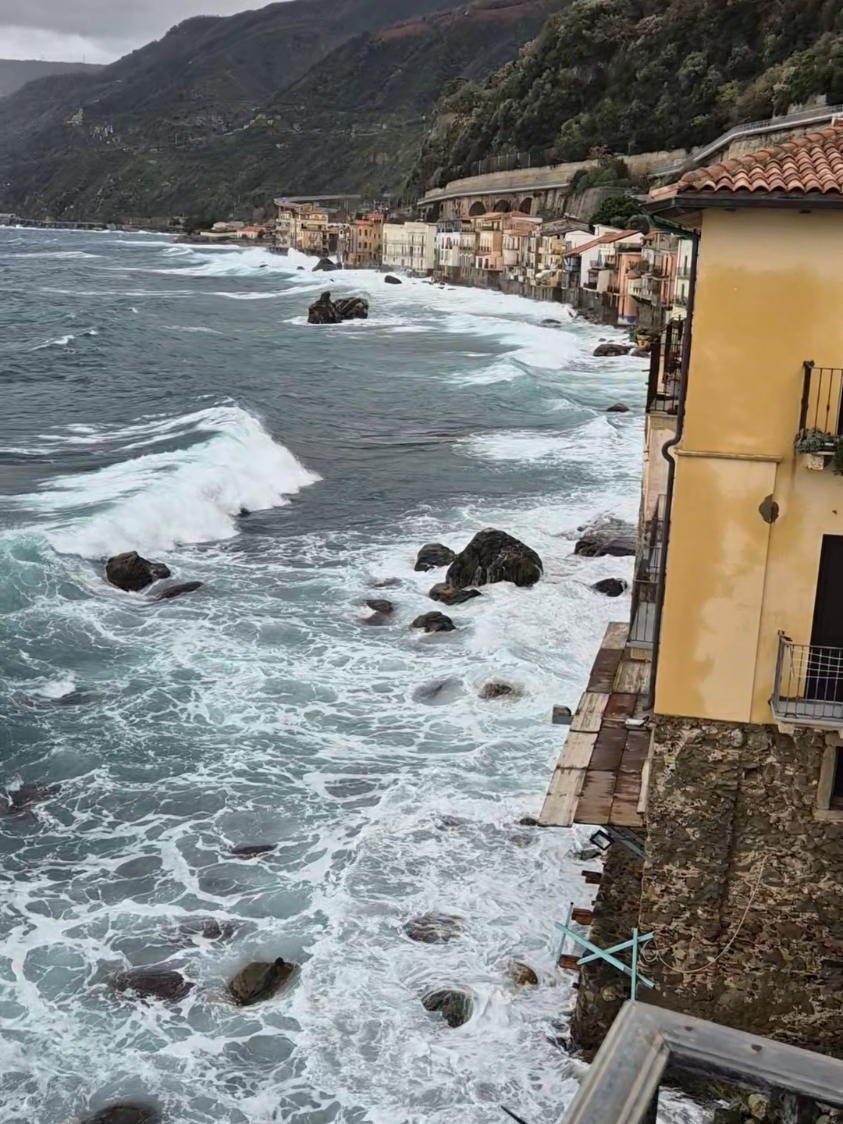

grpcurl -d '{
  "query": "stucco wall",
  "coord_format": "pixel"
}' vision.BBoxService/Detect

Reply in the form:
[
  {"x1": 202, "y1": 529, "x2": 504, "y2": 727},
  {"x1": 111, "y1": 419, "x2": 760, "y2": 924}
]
[{"x1": 656, "y1": 208, "x2": 843, "y2": 723}]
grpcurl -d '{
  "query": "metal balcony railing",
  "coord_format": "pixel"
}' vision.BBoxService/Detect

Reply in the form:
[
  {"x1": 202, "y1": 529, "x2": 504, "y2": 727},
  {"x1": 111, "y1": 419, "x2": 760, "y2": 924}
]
[
  {"x1": 628, "y1": 495, "x2": 667, "y2": 648},
  {"x1": 772, "y1": 635, "x2": 843, "y2": 726},
  {"x1": 798, "y1": 362, "x2": 843, "y2": 445}
]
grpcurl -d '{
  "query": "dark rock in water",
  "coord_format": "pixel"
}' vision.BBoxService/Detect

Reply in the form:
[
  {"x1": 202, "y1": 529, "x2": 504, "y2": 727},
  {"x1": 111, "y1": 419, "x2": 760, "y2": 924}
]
[
  {"x1": 313, "y1": 257, "x2": 339, "y2": 272},
  {"x1": 105, "y1": 551, "x2": 171, "y2": 592},
  {"x1": 403, "y1": 912, "x2": 463, "y2": 943},
  {"x1": 371, "y1": 577, "x2": 402, "y2": 589},
  {"x1": 362, "y1": 611, "x2": 392, "y2": 627},
  {"x1": 366, "y1": 599, "x2": 394, "y2": 615},
  {"x1": 591, "y1": 578, "x2": 629, "y2": 597},
  {"x1": 552, "y1": 705, "x2": 573, "y2": 725},
  {"x1": 479, "y1": 681, "x2": 523, "y2": 700},
  {"x1": 148, "y1": 581, "x2": 203, "y2": 603},
  {"x1": 414, "y1": 543, "x2": 455, "y2": 572},
  {"x1": 422, "y1": 988, "x2": 473, "y2": 1028},
  {"x1": 575, "y1": 846, "x2": 603, "y2": 862},
  {"x1": 542, "y1": 319, "x2": 562, "y2": 327},
  {"x1": 428, "y1": 583, "x2": 482, "y2": 606},
  {"x1": 606, "y1": 402, "x2": 630, "y2": 413},
  {"x1": 333, "y1": 296, "x2": 369, "y2": 320},
  {"x1": 518, "y1": 816, "x2": 540, "y2": 827},
  {"x1": 238, "y1": 507, "x2": 251, "y2": 517},
  {"x1": 110, "y1": 967, "x2": 193, "y2": 1002},
  {"x1": 308, "y1": 291, "x2": 368, "y2": 323},
  {"x1": 631, "y1": 345, "x2": 650, "y2": 357},
  {"x1": 507, "y1": 960, "x2": 539, "y2": 986},
  {"x1": 0, "y1": 782, "x2": 60, "y2": 815},
  {"x1": 230, "y1": 843, "x2": 276, "y2": 858},
  {"x1": 228, "y1": 958, "x2": 295, "y2": 1006},
  {"x1": 437, "y1": 814, "x2": 468, "y2": 829},
  {"x1": 81, "y1": 1103, "x2": 160, "y2": 1124},
  {"x1": 411, "y1": 611, "x2": 455, "y2": 633},
  {"x1": 297, "y1": 266, "x2": 305, "y2": 271},
  {"x1": 384, "y1": 274, "x2": 402, "y2": 284},
  {"x1": 447, "y1": 529, "x2": 542, "y2": 589},
  {"x1": 177, "y1": 917, "x2": 237, "y2": 941},
  {"x1": 593, "y1": 342, "x2": 631, "y2": 357},
  {"x1": 574, "y1": 517, "x2": 636, "y2": 558},
  {"x1": 412, "y1": 677, "x2": 463, "y2": 705}
]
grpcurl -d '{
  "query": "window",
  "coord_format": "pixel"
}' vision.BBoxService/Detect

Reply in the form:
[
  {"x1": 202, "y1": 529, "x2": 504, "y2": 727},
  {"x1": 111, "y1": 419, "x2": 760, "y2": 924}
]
[
  {"x1": 833, "y1": 749, "x2": 843, "y2": 810},
  {"x1": 818, "y1": 743, "x2": 843, "y2": 818}
]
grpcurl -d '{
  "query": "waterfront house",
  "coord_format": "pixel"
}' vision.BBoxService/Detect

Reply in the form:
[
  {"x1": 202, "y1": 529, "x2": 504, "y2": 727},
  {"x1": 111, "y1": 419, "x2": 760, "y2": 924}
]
[
  {"x1": 341, "y1": 214, "x2": 384, "y2": 269},
  {"x1": 541, "y1": 122, "x2": 843, "y2": 1060},
  {"x1": 633, "y1": 230, "x2": 678, "y2": 333},
  {"x1": 382, "y1": 221, "x2": 437, "y2": 275}
]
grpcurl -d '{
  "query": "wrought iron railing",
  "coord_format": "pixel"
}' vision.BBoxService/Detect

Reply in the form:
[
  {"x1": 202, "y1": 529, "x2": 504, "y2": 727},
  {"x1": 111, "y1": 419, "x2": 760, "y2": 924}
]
[
  {"x1": 798, "y1": 361, "x2": 843, "y2": 444},
  {"x1": 772, "y1": 635, "x2": 843, "y2": 726},
  {"x1": 628, "y1": 496, "x2": 667, "y2": 648}
]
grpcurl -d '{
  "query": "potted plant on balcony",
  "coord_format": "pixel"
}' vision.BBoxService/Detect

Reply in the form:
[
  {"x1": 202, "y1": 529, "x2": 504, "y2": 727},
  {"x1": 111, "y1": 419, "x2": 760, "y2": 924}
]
[{"x1": 794, "y1": 427, "x2": 836, "y2": 471}]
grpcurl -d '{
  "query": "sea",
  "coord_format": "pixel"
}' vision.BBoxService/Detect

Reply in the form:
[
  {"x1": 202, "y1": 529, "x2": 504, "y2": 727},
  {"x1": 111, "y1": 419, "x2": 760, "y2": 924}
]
[{"x1": 0, "y1": 228, "x2": 656, "y2": 1124}]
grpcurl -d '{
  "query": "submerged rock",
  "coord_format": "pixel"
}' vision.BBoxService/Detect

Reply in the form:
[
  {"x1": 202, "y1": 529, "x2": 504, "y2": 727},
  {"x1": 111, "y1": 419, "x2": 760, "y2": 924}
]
[
  {"x1": 631, "y1": 345, "x2": 651, "y2": 357},
  {"x1": 230, "y1": 844, "x2": 276, "y2": 858},
  {"x1": 176, "y1": 917, "x2": 237, "y2": 941},
  {"x1": 0, "y1": 782, "x2": 60, "y2": 815},
  {"x1": 518, "y1": 816, "x2": 540, "y2": 827},
  {"x1": 593, "y1": 342, "x2": 631, "y2": 357},
  {"x1": 447, "y1": 529, "x2": 542, "y2": 589},
  {"x1": 105, "y1": 552, "x2": 171, "y2": 593},
  {"x1": 228, "y1": 958, "x2": 295, "y2": 1006},
  {"x1": 574, "y1": 517, "x2": 636, "y2": 558},
  {"x1": 403, "y1": 912, "x2": 464, "y2": 943},
  {"x1": 110, "y1": 967, "x2": 193, "y2": 1002},
  {"x1": 412, "y1": 677, "x2": 463, "y2": 705},
  {"x1": 366, "y1": 599, "x2": 394, "y2": 615},
  {"x1": 362, "y1": 611, "x2": 392, "y2": 627},
  {"x1": 371, "y1": 577, "x2": 402, "y2": 589},
  {"x1": 428, "y1": 583, "x2": 482, "y2": 606},
  {"x1": 411, "y1": 611, "x2": 456, "y2": 633},
  {"x1": 478, "y1": 681, "x2": 523, "y2": 700},
  {"x1": 422, "y1": 988, "x2": 474, "y2": 1028},
  {"x1": 414, "y1": 543, "x2": 455, "y2": 572},
  {"x1": 606, "y1": 402, "x2": 630, "y2": 413},
  {"x1": 506, "y1": 960, "x2": 539, "y2": 986},
  {"x1": 384, "y1": 275, "x2": 402, "y2": 284},
  {"x1": 81, "y1": 1104, "x2": 160, "y2": 1124},
  {"x1": 148, "y1": 581, "x2": 203, "y2": 602},
  {"x1": 591, "y1": 578, "x2": 629, "y2": 597}
]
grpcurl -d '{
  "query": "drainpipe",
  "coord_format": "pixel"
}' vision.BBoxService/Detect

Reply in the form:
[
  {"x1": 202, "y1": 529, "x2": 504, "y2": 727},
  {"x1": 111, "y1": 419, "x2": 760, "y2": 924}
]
[{"x1": 643, "y1": 222, "x2": 700, "y2": 712}]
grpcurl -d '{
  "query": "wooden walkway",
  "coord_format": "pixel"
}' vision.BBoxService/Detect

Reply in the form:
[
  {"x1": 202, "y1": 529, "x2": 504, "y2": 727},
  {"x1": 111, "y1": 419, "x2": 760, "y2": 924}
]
[{"x1": 540, "y1": 623, "x2": 651, "y2": 828}]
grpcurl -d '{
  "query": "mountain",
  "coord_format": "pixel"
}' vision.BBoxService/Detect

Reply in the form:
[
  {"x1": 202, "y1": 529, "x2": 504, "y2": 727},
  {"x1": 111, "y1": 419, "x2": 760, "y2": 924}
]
[
  {"x1": 0, "y1": 60, "x2": 102, "y2": 99},
  {"x1": 414, "y1": 0, "x2": 843, "y2": 189},
  {"x1": 0, "y1": 0, "x2": 570, "y2": 221}
]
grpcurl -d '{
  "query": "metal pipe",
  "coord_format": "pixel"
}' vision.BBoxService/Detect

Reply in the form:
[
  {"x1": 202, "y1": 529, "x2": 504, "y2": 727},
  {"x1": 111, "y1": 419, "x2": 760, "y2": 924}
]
[{"x1": 643, "y1": 225, "x2": 700, "y2": 711}]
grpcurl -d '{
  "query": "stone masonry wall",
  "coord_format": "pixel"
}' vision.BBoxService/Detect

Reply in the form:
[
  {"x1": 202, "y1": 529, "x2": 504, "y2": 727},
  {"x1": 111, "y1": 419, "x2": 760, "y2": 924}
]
[{"x1": 640, "y1": 717, "x2": 843, "y2": 1055}]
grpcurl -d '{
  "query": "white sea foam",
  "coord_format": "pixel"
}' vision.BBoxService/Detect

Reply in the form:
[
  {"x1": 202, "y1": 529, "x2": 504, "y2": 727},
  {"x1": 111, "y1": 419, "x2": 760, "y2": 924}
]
[{"x1": 30, "y1": 334, "x2": 75, "y2": 351}]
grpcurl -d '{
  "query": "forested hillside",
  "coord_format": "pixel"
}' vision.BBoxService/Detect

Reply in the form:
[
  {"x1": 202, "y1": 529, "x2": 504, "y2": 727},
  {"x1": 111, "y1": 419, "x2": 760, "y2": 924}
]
[{"x1": 414, "y1": 0, "x2": 843, "y2": 190}]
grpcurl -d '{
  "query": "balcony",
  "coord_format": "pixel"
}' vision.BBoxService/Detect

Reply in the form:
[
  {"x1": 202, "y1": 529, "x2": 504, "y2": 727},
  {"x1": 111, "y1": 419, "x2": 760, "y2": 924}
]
[
  {"x1": 628, "y1": 495, "x2": 667, "y2": 649},
  {"x1": 795, "y1": 362, "x2": 843, "y2": 467},
  {"x1": 772, "y1": 635, "x2": 843, "y2": 727}
]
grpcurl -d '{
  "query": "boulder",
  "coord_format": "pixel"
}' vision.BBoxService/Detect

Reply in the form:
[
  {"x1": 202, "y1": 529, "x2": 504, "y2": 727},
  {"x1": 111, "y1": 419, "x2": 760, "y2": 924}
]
[
  {"x1": 411, "y1": 612, "x2": 456, "y2": 633},
  {"x1": 414, "y1": 543, "x2": 455, "y2": 572},
  {"x1": 591, "y1": 578, "x2": 629, "y2": 597},
  {"x1": 574, "y1": 517, "x2": 636, "y2": 558},
  {"x1": 506, "y1": 960, "x2": 539, "y2": 986},
  {"x1": 575, "y1": 846, "x2": 603, "y2": 862},
  {"x1": 631, "y1": 346, "x2": 650, "y2": 358},
  {"x1": 606, "y1": 403, "x2": 630, "y2": 413},
  {"x1": 105, "y1": 552, "x2": 171, "y2": 592},
  {"x1": 313, "y1": 257, "x2": 339, "y2": 272},
  {"x1": 446, "y1": 529, "x2": 542, "y2": 589},
  {"x1": 384, "y1": 275, "x2": 402, "y2": 284},
  {"x1": 593, "y1": 342, "x2": 631, "y2": 357},
  {"x1": 228, "y1": 958, "x2": 295, "y2": 1006},
  {"x1": 518, "y1": 816, "x2": 540, "y2": 827},
  {"x1": 366, "y1": 599, "x2": 394, "y2": 615},
  {"x1": 403, "y1": 912, "x2": 463, "y2": 943},
  {"x1": 110, "y1": 967, "x2": 193, "y2": 1002},
  {"x1": 479, "y1": 681, "x2": 523, "y2": 700},
  {"x1": 362, "y1": 611, "x2": 392, "y2": 627},
  {"x1": 422, "y1": 988, "x2": 473, "y2": 1028},
  {"x1": 148, "y1": 581, "x2": 203, "y2": 602},
  {"x1": 428, "y1": 583, "x2": 482, "y2": 606},
  {"x1": 552, "y1": 705, "x2": 573, "y2": 725},
  {"x1": 333, "y1": 296, "x2": 369, "y2": 321},
  {"x1": 81, "y1": 1104, "x2": 160, "y2": 1124},
  {"x1": 307, "y1": 291, "x2": 342, "y2": 325},
  {"x1": 230, "y1": 843, "x2": 276, "y2": 858}
]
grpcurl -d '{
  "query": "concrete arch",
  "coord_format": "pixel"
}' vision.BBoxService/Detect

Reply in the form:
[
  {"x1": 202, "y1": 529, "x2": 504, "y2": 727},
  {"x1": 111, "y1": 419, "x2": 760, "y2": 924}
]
[
  {"x1": 493, "y1": 198, "x2": 511, "y2": 213},
  {"x1": 468, "y1": 201, "x2": 487, "y2": 216},
  {"x1": 518, "y1": 197, "x2": 534, "y2": 215}
]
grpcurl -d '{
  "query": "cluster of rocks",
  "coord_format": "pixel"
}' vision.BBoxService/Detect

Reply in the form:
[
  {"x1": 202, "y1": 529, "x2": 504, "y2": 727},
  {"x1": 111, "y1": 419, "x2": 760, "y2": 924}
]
[
  {"x1": 593, "y1": 340, "x2": 650, "y2": 358},
  {"x1": 105, "y1": 551, "x2": 203, "y2": 603},
  {"x1": 572, "y1": 516, "x2": 636, "y2": 599},
  {"x1": 308, "y1": 291, "x2": 369, "y2": 324},
  {"x1": 107, "y1": 956, "x2": 296, "y2": 1008}
]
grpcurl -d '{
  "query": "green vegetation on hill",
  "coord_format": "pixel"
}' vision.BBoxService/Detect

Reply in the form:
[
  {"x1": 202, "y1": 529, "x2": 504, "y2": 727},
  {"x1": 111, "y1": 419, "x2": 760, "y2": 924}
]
[{"x1": 414, "y1": 0, "x2": 843, "y2": 190}]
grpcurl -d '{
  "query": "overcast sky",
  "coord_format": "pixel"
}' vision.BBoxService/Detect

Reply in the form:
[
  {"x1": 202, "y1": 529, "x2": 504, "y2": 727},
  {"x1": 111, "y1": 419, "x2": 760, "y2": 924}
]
[{"x1": 0, "y1": 0, "x2": 267, "y2": 64}]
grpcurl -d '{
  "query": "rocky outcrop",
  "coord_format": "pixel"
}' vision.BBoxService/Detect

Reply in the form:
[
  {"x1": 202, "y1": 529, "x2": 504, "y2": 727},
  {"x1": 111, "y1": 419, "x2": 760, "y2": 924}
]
[
  {"x1": 478, "y1": 681, "x2": 523, "y2": 700},
  {"x1": 591, "y1": 578, "x2": 629, "y2": 597},
  {"x1": 506, "y1": 960, "x2": 539, "y2": 986},
  {"x1": 428, "y1": 583, "x2": 482, "y2": 606},
  {"x1": 593, "y1": 342, "x2": 631, "y2": 357},
  {"x1": 446, "y1": 529, "x2": 542, "y2": 589},
  {"x1": 606, "y1": 402, "x2": 630, "y2": 413},
  {"x1": 105, "y1": 552, "x2": 170, "y2": 592},
  {"x1": 574, "y1": 517, "x2": 636, "y2": 558},
  {"x1": 414, "y1": 543, "x2": 455, "y2": 572},
  {"x1": 403, "y1": 912, "x2": 463, "y2": 943},
  {"x1": 110, "y1": 967, "x2": 193, "y2": 1002},
  {"x1": 228, "y1": 958, "x2": 295, "y2": 1006},
  {"x1": 307, "y1": 292, "x2": 369, "y2": 324},
  {"x1": 82, "y1": 1104, "x2": 160, "y2": 1124},
  {"x1": 148, "y1": 581, "x2": 203, "y2": 602},
  {"x1": 230, "y1": 844, "x2": 276, "y2": 858},
  {"x1": 313, "y1": 257, "x2": 339, "y2": 272},
  {"x1": 422, "y1": 988, "x2": 474, "y2": 1027},
  {"x1": 384, "y1": 275, "x2": 402, "y2": 284},
  {"x1": 366, "y1": 599, "x2": 394, "y2": 615},
  {"x1": 411, "y1": 611, "x2": 456, "y2": 633}
]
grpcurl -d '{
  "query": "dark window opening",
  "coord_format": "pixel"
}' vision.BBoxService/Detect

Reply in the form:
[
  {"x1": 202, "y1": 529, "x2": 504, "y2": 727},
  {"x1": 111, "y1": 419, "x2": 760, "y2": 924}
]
[{"x1": 832, "y1": 748, "x2": 843, "y2": 810}]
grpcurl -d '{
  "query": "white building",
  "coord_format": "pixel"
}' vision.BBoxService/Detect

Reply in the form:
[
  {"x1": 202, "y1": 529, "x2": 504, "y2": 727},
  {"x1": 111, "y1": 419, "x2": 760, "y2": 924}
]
[{"x1": 382, "y1": 221, "x2": 437, "y2": 274}]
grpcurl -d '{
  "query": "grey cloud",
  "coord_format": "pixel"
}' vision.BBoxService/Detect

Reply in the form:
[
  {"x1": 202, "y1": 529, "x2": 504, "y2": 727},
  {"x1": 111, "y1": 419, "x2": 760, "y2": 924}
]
[{"x1": 0, "y1": 0, "x2": 261, "y2": 44}]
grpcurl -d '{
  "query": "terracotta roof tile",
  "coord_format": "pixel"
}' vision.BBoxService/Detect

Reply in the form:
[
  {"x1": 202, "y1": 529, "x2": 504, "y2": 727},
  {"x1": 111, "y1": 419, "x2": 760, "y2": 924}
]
[{"x1": 652, "y1": 123, "x2": 843, "y2": 202}]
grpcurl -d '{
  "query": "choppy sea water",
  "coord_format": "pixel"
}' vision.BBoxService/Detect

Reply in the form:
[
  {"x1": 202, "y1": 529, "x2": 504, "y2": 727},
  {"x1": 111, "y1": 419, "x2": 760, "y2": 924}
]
[{"x1": 0, "y1": 229, "x2": 652, "y2": 1124}]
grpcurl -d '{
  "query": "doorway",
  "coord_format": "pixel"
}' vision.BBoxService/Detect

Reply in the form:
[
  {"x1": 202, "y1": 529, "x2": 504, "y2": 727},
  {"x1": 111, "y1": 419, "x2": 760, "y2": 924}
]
[{"x1": 808, "y1": 535, "x2": 843, "y2": 701}]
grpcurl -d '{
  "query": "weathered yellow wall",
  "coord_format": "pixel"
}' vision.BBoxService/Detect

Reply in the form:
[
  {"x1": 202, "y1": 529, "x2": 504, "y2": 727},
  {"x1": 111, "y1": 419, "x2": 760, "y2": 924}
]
[{"x1": 656, "y1": 208, "x2": 843, "y2": 722}]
